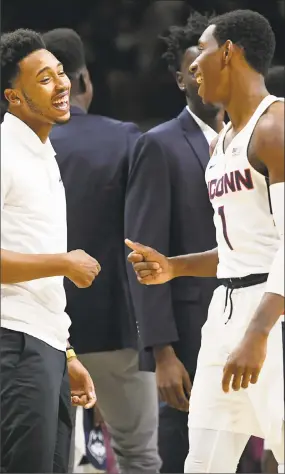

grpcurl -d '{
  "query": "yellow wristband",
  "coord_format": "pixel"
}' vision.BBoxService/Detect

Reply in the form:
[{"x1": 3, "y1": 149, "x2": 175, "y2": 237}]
[{"x1": 66, "y1": 348, "x2": 77, "y2": 360}]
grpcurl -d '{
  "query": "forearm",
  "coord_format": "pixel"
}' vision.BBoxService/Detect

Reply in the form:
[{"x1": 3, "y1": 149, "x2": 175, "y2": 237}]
[
  {"x1": 169, "y1": 247, "x2": 218, "y2": 278},
  {"x1": 246, "y1": 178, "x2": 285, "y2": 337},
  {"x1": 245, "y1": 245, "x2": 284, "y2": 337},
  {"x1": 1, "y1": 249, "x2": 68, "y2": 284},
  {"x1": 245, "y1": 292, "x2": 284, "y2": 338}
]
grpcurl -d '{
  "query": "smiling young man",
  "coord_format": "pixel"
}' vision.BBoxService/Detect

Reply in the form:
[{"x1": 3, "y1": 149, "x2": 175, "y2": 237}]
[
  {"x1": 126, "y1": 10, "x2": 284, "y2": 473},
  {"x1": 1, "y1": 29, "x2": 100, "y2": 473},
  {"x1": 43, "y1": 28, "x2": 161, "y2": 474},
  {"x1": 124, "y1": 12, "x2": 223, "y2": 472}
]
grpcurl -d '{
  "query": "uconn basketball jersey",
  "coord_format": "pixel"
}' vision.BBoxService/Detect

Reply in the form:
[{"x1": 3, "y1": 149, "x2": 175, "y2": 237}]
[{"x1": 205, "y1": 95, "x2": 284, "y2": 279}]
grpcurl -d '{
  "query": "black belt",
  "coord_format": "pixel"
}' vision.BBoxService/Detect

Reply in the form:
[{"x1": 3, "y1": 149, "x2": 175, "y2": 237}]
[{"x1": 218, "y1": 273, "x2": 269, "y2": 324}]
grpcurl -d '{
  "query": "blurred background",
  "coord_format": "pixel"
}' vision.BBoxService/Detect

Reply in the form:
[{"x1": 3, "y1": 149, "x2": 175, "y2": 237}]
[{"x1": 2, "y1": 0, "x2": 284, "y2": 131}]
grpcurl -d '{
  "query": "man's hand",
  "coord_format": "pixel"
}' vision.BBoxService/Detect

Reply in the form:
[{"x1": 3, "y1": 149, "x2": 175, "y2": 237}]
[
  {"x1": 68, "y1": 358, "x2": 96, "y2": 409},
  {"x1": 125, "y1": 239, "x2": 174, "y2": 285},
  {"x1": 155, "y1": 346, "x2": 191, "y2": 412},
  {"x1": 222, "y1": 331, "x2": 268, "y2": 393},
  {"x1": 64, "y1": 249, "x2": 101, "y2": 288}
]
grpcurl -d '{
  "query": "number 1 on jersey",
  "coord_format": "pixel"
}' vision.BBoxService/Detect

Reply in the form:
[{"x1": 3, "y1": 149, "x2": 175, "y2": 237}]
[{"x1": 218, "y1": 206, "x2": 233, "y2": 250}]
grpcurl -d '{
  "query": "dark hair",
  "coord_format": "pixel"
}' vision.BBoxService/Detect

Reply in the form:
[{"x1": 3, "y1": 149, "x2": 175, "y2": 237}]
[
  {"x1": 43, "y1": 28, "x2": 85, "y2": 78},
  {"x1": 1, "y1": 28, "x2": 46, "y2": 102},
  {"x1": 209, "y1": 10, "x2": 275, "y2": 76},
  {"x1": 265, "y1": 65, "x2": 285, "y2": 97},
  {"x1": 161, "y1": 11, "x2": 211, "y2": 74}
]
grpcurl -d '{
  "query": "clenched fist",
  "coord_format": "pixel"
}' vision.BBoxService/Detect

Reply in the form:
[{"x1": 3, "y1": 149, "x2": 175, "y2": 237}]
[
  {"x1": 64, "y1": 249, "x2": 101, "y2": 288},
  {"x1": 125, "y1": 239, "x2": 174, "y2": 285}
]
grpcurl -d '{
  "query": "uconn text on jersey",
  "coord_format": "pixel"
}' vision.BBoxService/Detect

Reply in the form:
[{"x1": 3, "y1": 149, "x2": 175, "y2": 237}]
[{"x1": 208, "y1": 168, "x2": 254, "y2": 200}]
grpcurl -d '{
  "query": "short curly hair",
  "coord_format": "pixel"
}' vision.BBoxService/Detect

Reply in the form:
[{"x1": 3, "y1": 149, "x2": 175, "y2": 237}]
[
  {"x1": 209, "y1": 10, "x2": 275, "y2": 76},
  {"x1": 161, "y1": 11, "x2": 212, "y2": 74},
  {"x1": 1, "y1": 29, "x2": 46, "y2": 102},
  {"x1": 43, "y1": 28, "x2": 86, "y2": 78}
]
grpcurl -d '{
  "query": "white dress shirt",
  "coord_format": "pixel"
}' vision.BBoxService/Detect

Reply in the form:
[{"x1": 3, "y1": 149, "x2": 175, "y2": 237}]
[
  {"x1": 186, "y1": 105, "x2": 220, "y2": 144},
  {"x1": 1, "y1": 113, "x2": 71, "y2": 351}
]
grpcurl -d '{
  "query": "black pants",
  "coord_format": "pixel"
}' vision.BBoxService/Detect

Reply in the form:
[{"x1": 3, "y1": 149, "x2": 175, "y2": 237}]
[
  {"x1": 158, "y1": 404, "x2": 189, "y2": 473},
  {"x1": 1, "y1": 328, "x2": 72, "y2": 473}
]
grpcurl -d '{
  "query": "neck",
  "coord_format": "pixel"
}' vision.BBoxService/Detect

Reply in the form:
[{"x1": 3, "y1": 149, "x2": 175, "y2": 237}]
[
  {"x1": 224, "y1": 72, "x2": 268, "y2": 130},
  {"x1": 70, "y1": 96, "x2": 88, "y2": 113},
  {"x1": 9, "y1": 108, "x2": 51, "y2": 143},
  {"x1": 187, "y1": 98, "x2": 224, "y2": 133}
]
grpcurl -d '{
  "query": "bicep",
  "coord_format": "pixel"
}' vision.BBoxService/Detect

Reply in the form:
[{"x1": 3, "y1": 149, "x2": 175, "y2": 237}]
[
  {"x1": 267, "y1": 124, "x2": 284, "y2": 186},
  {"x1": 254, "y1": 104, "x2": 284, "y2": 185}
]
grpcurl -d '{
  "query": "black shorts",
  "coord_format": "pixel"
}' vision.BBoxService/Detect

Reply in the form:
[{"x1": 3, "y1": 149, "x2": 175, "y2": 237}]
[{"x1": 0, "y1": 327, "x2": 72, "y2": 473}]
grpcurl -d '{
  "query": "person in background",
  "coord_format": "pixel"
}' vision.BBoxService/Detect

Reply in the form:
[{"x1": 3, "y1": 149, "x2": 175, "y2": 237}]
[
  {"x1": 1, "y1": 29, "x2": 98, "y2": 473},
  {"x1": 44, "y1": 28, "x2": 161, "y2": 474},
  {"x1": 265, "y1": 65, "x2": 285, "y2": 98},
  {"x1": 125, "y1": 12, "x2": 223, "y2": 473}
]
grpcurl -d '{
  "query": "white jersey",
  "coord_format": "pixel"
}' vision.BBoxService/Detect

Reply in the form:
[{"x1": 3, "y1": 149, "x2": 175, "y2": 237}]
[{"x1": 205, "y1": 95, "x2": 283, "y2": 278}]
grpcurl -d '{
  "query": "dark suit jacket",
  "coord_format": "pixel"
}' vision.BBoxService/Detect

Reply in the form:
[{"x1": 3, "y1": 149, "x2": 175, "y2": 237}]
[
  {"x1": 50, "y1": 106, "x2": 141, "y2": 354},
  {"x1": 125, "y1": 107, "x2": 218, "y2": 377}
]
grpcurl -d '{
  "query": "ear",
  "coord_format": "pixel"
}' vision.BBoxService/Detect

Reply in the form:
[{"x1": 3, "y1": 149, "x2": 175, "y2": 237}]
[
  {"x1": 222, "y1": 40, "x2": 233, "y2": 64},
  {"x1": 176, "y1": 71, "x2": 186, "y2": 92},
  {"x1": 4, "y1": 88, "x2": 21, "y2": 107}
]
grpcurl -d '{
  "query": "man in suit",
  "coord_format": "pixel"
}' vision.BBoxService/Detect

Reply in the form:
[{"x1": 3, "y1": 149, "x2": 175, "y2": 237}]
[
  {"x1": 125, "y1": 12, "x2": 224, "y2": 473},
  {"x1": 43, "y1": 29, "x2": 161, "y2": 474}
]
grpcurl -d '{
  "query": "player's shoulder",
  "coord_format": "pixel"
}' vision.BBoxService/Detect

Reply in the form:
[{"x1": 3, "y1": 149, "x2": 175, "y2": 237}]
[
  {"x1": 257, "y1": 98, "x2": 284, "y2": 133},
  {"x1": 250, "y1": 98, "x2": 284, "y2": 164},
  {"x1": 254, "y1": 98, "x2": 284, "y2": 146}
]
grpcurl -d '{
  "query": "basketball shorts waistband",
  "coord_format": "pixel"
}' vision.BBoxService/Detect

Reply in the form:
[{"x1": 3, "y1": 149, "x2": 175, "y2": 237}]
[{"x1": 218, "y1": 272, "x2": 269, "y2": 290}]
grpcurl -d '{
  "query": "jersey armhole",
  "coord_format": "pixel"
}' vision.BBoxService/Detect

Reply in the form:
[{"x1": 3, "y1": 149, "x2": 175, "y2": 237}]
[{"x1": 210, "y1": 131, "x2": 222, "y2": 157}]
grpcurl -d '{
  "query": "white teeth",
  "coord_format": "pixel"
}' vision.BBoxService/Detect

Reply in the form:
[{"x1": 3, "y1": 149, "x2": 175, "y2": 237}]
[
  {"x1": 196, "y1": 76, "x2": 203, "y2": 84},
  {"x1": 53, "y1": 96, "x2": 69, "y2": 105}
]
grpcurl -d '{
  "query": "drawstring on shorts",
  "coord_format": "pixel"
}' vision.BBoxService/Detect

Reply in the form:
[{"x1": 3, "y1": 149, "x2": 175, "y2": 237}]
[
  {"x1": 224, "y1": 286, "x2": 234, "y2": 324},
  {"x1": 219, "y1": 273, "x2": 269, "y2": 325}
]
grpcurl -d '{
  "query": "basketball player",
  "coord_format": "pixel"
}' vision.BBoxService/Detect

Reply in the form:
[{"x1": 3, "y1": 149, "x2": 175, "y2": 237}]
[
  {"x1": 125, "y1": 10, "x2": 284, "y2": 473},
  {"x1": 1, "y1": 29, "x2": 100, "y2": 472}
]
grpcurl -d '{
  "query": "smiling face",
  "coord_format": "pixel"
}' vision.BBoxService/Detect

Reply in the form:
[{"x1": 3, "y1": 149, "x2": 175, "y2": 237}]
[
  {"x1": 176, "y1": 44, "x2": 222, "y2": 116},
  {"x1": 189, "y1": 24, "x2": 232, "y2": 105},
  {"x1": 5, "y1": 48, "x2": 71, "y2": 125}
]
